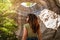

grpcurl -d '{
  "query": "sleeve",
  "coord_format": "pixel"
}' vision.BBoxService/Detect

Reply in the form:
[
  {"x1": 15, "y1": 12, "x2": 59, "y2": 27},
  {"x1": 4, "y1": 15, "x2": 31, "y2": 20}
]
[{"x1": 23, "y1": 24, "x2": 28, "y2": 30}]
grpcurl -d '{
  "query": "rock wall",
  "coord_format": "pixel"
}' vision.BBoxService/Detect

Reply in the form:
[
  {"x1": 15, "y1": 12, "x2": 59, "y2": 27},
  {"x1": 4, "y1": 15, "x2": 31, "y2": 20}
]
[{"x1": 11, "y1": 0, "x2": 60, "y2": 39}]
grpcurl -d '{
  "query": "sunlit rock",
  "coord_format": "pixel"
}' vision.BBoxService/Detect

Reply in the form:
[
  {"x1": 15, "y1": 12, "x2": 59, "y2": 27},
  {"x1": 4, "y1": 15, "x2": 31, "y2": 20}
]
[
  {"x1": 39, "y1": 9, "x2": 60, "y2": 30},
  {"x1": 21, "y1": 2, "x2": 37, "y2": 7}
]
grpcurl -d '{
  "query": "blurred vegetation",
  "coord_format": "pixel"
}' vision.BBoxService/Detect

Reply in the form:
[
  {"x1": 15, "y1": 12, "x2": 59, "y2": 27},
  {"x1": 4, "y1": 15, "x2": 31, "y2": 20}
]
[{"x1": 0, "y1": 0, "x2": 18, "y2": 40}]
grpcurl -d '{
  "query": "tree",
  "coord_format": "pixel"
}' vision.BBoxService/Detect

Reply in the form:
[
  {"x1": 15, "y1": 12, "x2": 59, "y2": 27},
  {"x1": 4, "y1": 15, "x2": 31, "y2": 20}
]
[{"x1": 0, "y1": 0, "x2": 18, "y2": 40}]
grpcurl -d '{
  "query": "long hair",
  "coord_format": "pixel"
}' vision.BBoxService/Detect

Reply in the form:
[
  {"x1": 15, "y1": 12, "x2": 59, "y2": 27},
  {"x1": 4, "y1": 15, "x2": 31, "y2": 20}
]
[{"x1": 27, "y1": 14, "x2": 40, "y2": 33}]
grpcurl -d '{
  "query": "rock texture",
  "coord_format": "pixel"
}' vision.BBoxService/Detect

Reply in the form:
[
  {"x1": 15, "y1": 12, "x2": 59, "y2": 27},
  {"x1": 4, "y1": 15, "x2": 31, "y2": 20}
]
[
  {"x1": 39, "y1": 9, "x2": 60, "y2": 30},
  {"x1": 55, "y1": 0, "x2": 60, "y2": 7},
  {"x1": 39, "y1": 9, "x2": 60, "y2": 40}
]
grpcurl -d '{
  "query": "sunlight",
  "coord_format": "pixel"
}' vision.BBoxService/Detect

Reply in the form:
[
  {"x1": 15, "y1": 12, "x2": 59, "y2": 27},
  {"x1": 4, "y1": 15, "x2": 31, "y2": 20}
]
[{"x1": 21, "y1": 2, "x2": 36, "y2": 7}]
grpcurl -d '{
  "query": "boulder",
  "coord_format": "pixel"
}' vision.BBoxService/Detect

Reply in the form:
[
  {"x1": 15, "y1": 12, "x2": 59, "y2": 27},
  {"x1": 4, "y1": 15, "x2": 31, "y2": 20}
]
[
  {"x1": 39, "y1": 9, "x2": 60, "y2": 30},
  {"x1": 38, "y1": 9, "x2": 60, "y2": 40}
]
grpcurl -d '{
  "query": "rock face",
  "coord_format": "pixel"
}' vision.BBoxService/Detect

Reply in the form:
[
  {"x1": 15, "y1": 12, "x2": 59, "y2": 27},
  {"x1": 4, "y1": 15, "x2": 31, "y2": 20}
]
[
  {"x1": 55, "y1": 0, "x2": 60, "y2": 7},
  {"x1": 12, "y1": 0, "x2": 60, "y2": 40},
  {"x1": 39, "y1": 9, "x2": 60, "y2": 30},
  {"x1": 39, "y1": 9, "x2": 60, "y2": 40},
  {"x1": 44, "y1": 0, "x2": 60, "y2": 14}
]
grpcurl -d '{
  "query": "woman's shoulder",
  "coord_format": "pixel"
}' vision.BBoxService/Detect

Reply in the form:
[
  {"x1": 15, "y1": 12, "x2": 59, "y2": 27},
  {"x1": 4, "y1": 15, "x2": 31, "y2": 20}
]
[
  {"x1": 24, "y1": 23, "x2": 29, "y2": 26},
  {"x1": 23, "y1": 23, "x2": 30, "y2": 28}
]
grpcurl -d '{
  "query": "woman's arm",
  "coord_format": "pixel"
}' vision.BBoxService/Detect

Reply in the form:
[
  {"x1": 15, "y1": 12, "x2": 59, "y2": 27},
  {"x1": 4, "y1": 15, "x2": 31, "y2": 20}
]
[
  {"x1": 22, "y1": 27, "x2": 28, "y2": 40},
  {"x1": 37, "y1": 28, "x2": 42, "y2": 40}
]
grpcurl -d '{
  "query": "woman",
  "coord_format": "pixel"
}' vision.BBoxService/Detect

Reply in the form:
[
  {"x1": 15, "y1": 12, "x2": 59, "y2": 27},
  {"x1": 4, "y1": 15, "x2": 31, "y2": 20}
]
[{"x1": 22, "y1": 14, "x2": 42, "y2": 40}]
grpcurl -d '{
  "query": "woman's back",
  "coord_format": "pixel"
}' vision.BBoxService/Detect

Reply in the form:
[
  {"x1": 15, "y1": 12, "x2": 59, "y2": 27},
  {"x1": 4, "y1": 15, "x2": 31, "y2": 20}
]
[{"x1": 23, "y1": 23, "x2": 38, "y2": 38}]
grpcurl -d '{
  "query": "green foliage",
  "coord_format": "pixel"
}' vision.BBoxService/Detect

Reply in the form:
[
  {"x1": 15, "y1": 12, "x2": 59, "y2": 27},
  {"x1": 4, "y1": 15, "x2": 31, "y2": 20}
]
[
  {"x1": 0, "y1": 17, "x2": 18, "y2": 40},
  {"x1": 0, "y1": 16, "x2": 18, "y2": 40},
  {"x1": 3, "y1": 17, "x2": 17, "y2": 31},
  {"x1": 0, "y1": 27, "x2": 12, "y2": 35},
  {"x1": 0, "y1": 0, "x2": 12, "y2": 12},
  {"x1": 0, "y1": 0, "x2": 18, "y2": 40},
  {"x1": 0, "y1": 30, "x2": 18, "y2": 40}
]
